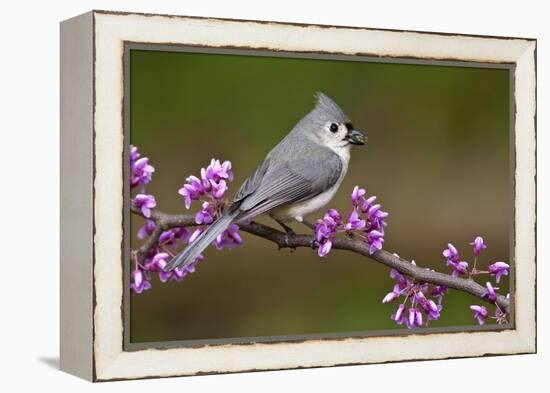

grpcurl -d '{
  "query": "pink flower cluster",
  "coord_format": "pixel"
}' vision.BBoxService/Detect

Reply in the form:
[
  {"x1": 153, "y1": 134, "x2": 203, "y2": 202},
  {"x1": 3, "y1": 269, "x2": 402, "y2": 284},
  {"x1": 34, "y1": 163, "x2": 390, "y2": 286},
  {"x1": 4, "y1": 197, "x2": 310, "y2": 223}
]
[
  {"x1": 130, "y1": 144, "x2": 154, "y2": 191},
  {"x1": 382, "y1": 262, "x2": 444, "y2": 329},
  {"x1": 383, "y1": 235, "x2": 510, "y2": 328},
  {"x1": 178, "y1": 159, "x2": 242, "y2": 250},
  {"x1": 442, "y1": 236, "x2": 509, "y2": 325},
  {"x1": 315, "y1": 186, "x2": 388, "y2": 257},
  {"x1": 131, "y1": 226, "x2": 201, "y2": 294},
  {"x1": 178, "y1": 159, "x2": 233, "y2": 209},
  {"x1": 130, "y1": 146, "x2": 243, "y2": 294}
]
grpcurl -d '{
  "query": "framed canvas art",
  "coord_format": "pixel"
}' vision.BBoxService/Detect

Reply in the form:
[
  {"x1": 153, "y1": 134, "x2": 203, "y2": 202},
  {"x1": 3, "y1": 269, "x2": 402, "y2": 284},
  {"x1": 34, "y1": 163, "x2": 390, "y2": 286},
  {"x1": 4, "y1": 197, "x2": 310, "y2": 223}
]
[{"x1": 60, "y1": 10, "x2": 536, "y2": 381}]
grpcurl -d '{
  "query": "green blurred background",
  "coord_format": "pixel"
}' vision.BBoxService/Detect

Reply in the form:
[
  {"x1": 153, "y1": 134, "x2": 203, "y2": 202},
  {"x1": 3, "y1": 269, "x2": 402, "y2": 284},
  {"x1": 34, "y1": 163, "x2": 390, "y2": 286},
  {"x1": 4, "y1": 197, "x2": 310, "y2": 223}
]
[{"x1": 129, "y1": 49, "x2": 511, "y2": 343}]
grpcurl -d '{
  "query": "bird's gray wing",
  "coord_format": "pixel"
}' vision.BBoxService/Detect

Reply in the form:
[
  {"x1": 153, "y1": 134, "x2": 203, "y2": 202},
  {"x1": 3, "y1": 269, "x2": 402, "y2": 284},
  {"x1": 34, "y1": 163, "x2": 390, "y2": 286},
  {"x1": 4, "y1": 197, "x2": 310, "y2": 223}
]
[
  {"x1": 233, "y1": 148, "x2": 343, "y2": 222},
  {"x1": 233, "y1": 157, "x2": 271, "y2": 204}
]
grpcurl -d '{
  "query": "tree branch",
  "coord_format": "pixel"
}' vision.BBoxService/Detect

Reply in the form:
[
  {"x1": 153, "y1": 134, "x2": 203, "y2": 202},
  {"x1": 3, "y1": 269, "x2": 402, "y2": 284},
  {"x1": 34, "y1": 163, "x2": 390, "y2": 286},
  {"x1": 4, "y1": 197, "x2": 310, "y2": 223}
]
[{"x1": 131, "y1": 206, "x2": 510, "y2": 312}]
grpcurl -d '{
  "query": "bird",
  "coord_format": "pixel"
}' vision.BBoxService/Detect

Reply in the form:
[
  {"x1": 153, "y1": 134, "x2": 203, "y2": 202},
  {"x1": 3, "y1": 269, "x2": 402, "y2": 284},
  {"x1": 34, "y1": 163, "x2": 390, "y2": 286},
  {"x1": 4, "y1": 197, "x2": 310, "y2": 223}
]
[{"x1": 165, "y1": 92, "x2": 366, "y2": 271}]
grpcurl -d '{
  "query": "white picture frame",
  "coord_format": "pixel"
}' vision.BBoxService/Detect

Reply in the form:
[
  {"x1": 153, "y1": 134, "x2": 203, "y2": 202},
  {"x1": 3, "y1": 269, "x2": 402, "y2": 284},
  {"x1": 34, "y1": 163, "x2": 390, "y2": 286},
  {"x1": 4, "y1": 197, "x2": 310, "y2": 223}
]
[{"x1": 60, "y1": 10, "x2": 536, "y2": 381}]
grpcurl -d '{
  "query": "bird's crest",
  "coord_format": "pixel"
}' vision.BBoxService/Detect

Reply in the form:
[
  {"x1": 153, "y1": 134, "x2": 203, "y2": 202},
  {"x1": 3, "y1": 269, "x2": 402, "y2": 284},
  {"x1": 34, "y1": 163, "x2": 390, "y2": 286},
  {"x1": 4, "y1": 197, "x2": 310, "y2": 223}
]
[{"x1": 314, "y1": 92, "x2": 350, "y2": 123}]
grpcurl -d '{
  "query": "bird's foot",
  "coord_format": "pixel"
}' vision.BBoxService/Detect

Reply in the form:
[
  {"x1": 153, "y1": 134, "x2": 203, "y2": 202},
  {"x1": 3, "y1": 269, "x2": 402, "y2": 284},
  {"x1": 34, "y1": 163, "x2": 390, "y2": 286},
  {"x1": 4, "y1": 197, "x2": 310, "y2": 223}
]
[
  {"x1": 274, "y1": 219, "x2": 297, "y2": 251},
  {"x1": 283, "y1": 229, "x2": 296, "y2": 252}
]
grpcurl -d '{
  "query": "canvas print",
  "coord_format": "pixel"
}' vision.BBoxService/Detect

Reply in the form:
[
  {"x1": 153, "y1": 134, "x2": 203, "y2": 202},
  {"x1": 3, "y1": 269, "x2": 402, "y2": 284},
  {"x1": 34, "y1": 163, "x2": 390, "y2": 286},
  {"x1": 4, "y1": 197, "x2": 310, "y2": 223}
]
[{"x1": 127, "y1": 47, "x2": 512, "y2": 345}]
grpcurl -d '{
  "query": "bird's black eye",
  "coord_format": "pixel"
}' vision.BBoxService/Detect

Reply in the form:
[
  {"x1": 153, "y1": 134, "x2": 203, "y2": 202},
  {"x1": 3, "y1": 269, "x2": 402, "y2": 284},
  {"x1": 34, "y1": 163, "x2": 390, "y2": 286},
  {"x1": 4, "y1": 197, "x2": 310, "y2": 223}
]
[{"x1": 329, "y1": 123, "x2": 339, "y2": 133}]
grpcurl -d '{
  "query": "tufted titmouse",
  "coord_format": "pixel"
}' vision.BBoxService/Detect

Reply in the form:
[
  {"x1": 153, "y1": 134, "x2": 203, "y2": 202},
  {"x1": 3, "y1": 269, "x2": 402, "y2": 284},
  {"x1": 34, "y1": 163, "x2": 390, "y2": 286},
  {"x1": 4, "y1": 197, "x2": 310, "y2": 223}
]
[{"x1": 165, "y1": 92, "x2": 366, "y2": 271}]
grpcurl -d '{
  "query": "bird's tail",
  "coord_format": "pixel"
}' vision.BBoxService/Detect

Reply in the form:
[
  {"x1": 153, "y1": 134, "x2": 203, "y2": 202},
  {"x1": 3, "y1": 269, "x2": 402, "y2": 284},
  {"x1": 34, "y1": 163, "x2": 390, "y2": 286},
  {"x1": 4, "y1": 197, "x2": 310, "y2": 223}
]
[{"x1": 164, "y1": 209, "x2": 239, "y2": 271}]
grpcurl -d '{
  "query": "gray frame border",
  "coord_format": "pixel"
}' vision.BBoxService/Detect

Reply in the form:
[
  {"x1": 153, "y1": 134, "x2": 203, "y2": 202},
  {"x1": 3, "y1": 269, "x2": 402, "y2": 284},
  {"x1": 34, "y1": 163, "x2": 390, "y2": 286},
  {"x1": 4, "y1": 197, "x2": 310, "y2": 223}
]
[
  {"x1": 60, "y1": 11, "x2": 95, "y2": 380},
  {"x1": 122, "y1": 42, "x2": 517, "y2": 352}
]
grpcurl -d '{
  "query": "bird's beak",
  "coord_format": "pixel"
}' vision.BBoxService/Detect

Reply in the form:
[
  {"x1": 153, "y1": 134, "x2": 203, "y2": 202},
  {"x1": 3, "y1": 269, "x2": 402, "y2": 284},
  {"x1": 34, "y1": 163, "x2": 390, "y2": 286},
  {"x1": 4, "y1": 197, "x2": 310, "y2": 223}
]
[{"x1": 345, "y1": 129, "x2": 366, "y2": 145}]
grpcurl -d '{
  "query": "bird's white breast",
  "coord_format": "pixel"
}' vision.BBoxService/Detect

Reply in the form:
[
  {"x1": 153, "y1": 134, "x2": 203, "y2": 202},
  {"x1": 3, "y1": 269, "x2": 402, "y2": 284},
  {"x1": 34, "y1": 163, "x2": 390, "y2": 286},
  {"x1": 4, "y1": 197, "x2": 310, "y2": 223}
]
[{"x1": 271, "y1": 145, "x2": 350, "y2": 222}]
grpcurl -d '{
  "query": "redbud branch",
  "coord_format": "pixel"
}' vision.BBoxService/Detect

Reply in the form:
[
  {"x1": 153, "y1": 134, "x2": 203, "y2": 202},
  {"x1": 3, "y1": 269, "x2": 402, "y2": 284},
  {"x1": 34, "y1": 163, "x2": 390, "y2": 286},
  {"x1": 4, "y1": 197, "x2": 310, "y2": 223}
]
[
  {"x1": 130, "y1": 206, "x2": 510, "y2": 313},
  {"x1": 133, "y1": 208, "x2": 196, "y2": 259}
]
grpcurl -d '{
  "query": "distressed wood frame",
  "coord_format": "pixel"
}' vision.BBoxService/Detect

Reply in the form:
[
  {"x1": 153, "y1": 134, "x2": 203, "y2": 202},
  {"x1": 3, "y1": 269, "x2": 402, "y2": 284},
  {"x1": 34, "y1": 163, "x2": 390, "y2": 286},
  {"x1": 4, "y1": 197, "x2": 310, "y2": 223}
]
[{"x1": 60, "y1": 10, "x2": 537, "y2": 382}]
